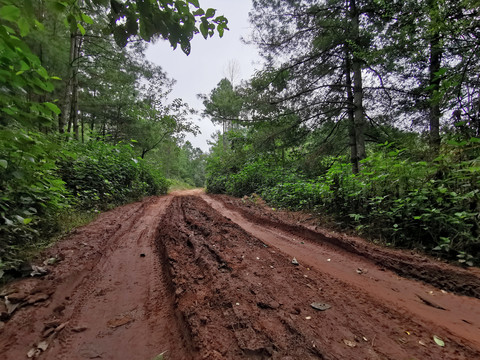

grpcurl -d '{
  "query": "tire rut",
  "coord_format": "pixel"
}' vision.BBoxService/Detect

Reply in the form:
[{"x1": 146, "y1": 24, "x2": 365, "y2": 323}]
[{"x1": 156, "y1": 195, "x2": 480, "y2": 360}]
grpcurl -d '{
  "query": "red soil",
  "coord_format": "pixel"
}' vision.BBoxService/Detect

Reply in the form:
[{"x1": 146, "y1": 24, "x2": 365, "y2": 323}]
[{"x1": 1, "y1": 191, "x2": 479, "y2": 359}]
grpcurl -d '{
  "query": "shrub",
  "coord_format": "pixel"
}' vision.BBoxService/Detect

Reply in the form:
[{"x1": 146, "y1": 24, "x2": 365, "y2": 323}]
[
  {"x1": 58, "y1": 140, "x2": 169, "y2": 210},
  {"x1": 0, "y1": 129, "x2": 69, "y2": 271}
]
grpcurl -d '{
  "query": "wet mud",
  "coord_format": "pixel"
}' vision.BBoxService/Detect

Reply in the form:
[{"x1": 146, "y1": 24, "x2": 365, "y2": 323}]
[{"x1": 1, "y1": 191, "x2": 479, "y2": 359}]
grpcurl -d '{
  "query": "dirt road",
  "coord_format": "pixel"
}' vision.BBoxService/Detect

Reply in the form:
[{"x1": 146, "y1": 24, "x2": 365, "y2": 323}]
[{"x1": 1, "y1": 190, "x2": 479, "y2": 359}]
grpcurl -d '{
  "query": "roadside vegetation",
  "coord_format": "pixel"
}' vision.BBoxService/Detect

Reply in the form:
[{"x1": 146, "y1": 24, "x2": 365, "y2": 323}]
[
  {"x1": 202, "y1": 0, "x2": 480, "y2": 265},
  {"x1": 0, "y1": 0, "x2": 223, "y2": 275}
]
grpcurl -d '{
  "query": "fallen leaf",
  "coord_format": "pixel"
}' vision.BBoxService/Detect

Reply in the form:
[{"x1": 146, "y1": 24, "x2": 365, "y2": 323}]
[
  {"x1": 310, "y1": 302, "x2": 331, "y2": 311},
  {"x1": 343, "y1": 339, "x2": 356, "y2": 347},
  {"x1": 37, "y1": 341, "x2": 49, "y2": 351},
  {"x1": 419, "y1": 340, "x2": 427, "y2": 346},
  {"x1": 54, "y1": 322, "x2": 68, "y2": 333},
  {"x1": 30, "y1": 265, "x2": 48, "y2": 277},
  {"x1": 433, "y1": 335, "x2": 445, "y2": 347},
  {"x1": 72, "y1": 325, "x2": 88, "y2": 333},
  {"x1": 43, "y1": 257, "x2": 57, "y2": 266},
  {"x1": 152, "y1": 351, "x2": 167, "y2": 360},
  {"x1": 27, "y1": 348, "x2": 39, "y2": 358},
  {"x1": 107, "y1": 315, "x2": 133, "y2": 329},
  {"x1": 5, "y1": 297, "x2": 20, "y2": 315}
]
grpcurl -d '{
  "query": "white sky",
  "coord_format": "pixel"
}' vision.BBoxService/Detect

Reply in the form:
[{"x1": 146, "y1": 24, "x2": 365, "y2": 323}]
[{"x1": 145, "y1": 0, "x2": 262, "y2": 152}]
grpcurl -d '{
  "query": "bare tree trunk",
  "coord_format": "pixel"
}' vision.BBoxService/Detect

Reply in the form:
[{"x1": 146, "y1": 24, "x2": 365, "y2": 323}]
[
  {"x1": 345, "y1": 43, "x2": 359, "y2": 174},
  {"x1": 350, "y1": 0, "x2": 366, "y2": 163},
  {"x1": 428, "y1": 0, "x2": 442, "y2": 153},
  {"x1": 59, "y1": 32, "x2": 76, "y2": 134},
  {"x1": 70, "y1": 33, "x2": 83, "y2": 141},
  {"x1": 81, "y1": 111, "x2": 85, "y2": 143}
]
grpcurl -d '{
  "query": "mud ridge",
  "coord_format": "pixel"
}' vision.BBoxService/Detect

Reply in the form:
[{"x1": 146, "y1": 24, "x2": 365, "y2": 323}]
[
  {"x1": 213, "y1": 195, "x2": 480, "y2": 299},
  {"x1": 156, "y1": 195, "x2": 479, "y2": 360}
]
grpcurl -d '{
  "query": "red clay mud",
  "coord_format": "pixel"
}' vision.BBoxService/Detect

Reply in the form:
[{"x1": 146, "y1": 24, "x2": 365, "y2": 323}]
[{"x1": 1, "y1": 191, "x2": 479, "y2": 359}]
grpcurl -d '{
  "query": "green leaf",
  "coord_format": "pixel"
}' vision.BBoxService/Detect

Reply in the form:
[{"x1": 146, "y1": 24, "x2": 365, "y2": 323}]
[
  {"x1": 77, "y1": 23, "x2": 86, "y2": 36},
  {"x1": 188, "y1": 0, "x2": 200, "y2": 7},
  {"x1": 0, "y1": 159, "x2": 7, "y2": 169},
  {"x1": 36, "y1": 66, "x2": 49, "y2": 80},
  {"x1": 199, "y1": 22, "x2": 208, "y2": 38},
  {"x1": 34, "y1": 20, "x2": 45, "y2": 31},
  {"x1": 23, "y1": 218, "x2": 32, "y2": 225},
  {"x1": 205, "y1": 8, "x2": 216, "y2": 18},
  {"x1": 0, "y1": 5, "x2": 20, "y2": 22},
  {"x1": 20, "y1": 60, "x2": 30, "y2": 71},
  {"x1": 433, "y1": 335, "x2": 445, "y2": 347},
  {"x1": 193, "y1": 8, "x2": 205, "y2": 16},
  {"x1": 44, "y1": 102, "x2": 61, "y2": 115},
  {"x1": 81, "y1": 13, "x2": 94, "y2": 24},
  {"x1": 18, "y1": 17, "x2": 30, "y2": 37}
]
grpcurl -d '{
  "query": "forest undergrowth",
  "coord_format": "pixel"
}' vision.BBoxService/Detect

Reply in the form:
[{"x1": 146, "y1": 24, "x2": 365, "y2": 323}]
[{"x1": 206, "y1": 136, "x2": 480, "y2": 266}]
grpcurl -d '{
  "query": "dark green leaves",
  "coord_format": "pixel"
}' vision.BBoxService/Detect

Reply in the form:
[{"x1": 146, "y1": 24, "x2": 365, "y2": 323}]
[
  {"x1": 104, "y1": 1, "x2": 228, "y2": 53},
  {"x1": 0, "y1": 5, "x2": 21, "y2": 22}
]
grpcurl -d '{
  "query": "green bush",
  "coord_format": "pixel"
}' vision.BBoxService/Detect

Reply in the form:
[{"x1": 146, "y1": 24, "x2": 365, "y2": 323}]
[
  {"x1": 0, "y1": 134, "x2": 170, "y2": 274},
  {"x1": 210, "y1": 140, "x2": 479, "y2": 263},
  {"x1": 58, "y1": 140, "x2": 169, "y2": 210},
  {"x1": 222, "y1": 160, "x2": 301, "y2": 197},
  {"x1": 0, "y1": 129, "x2": 69, "y2": 270}
]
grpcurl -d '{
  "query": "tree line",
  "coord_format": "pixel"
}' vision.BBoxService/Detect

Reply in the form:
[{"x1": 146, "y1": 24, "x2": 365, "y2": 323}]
[
  {"x1": 0, "y1": 0, "x2": 223, "y2": 275},
  {"x1": 202, "y1": 0, "x2": 479, "y2": 265}
]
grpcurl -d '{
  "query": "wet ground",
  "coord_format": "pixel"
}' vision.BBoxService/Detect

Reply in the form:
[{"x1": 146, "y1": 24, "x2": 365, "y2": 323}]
[{"x1": 1, "y1": 190, "x2": 479, "y2": 359}]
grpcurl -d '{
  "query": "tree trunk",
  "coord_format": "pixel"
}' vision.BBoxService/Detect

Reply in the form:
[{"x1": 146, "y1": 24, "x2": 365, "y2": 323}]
[
  {"x1": 81, "y1": 110, "x2": 85, "y2": 143},
  {"x1": 59, "y1": 32, "x2": 76, "y2": 134},
  {"x1": 70, "y1": 33, "x2": 82, "y2": 141},
  {"x1": 350, "y1": 0, "x2": 366, "y2": 163},
  {"x1": 345, "y1": 43, "x2": 359, "y2": 174},
  {"x1": 428, "y1": 0, "x2": 442, "y2": 153}
]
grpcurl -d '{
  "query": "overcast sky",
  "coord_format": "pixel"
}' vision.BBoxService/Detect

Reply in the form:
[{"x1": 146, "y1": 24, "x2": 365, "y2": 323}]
[{"x1": 145, "y1": 0, "x2": 262, "y2": 152}]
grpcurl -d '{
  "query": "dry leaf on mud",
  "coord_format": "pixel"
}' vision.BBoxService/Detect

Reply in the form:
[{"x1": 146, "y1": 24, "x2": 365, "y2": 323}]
[
  {"x1": 433, "y1": 335, "x2": 445, "y2": 347},
  {"x1": 343, "y1": 339, "x2": 357, "y2": 347},
  {"x1": 27, "y1": 348, "x2": 40, "y2": 358},
  {"x1": 30, "y1": 265, "x2": 48, "y2": 277},
  {"x1": 107, "y1": 315, "x2": 134, "y2": 328},
  {"x1": 152, "y1": 351, "x2": 167, "y2": 360},
  {"x1": 419, "y1": 340, "x2": 427, "y2": 346},
  {"x1": 37, "y1": 341, "x2": 49, "y2": 351},
  {"x1": 310, "y1": 302, "x2": 331, "y2": 311},
  {"x1": 5, "y1": 297, "x2": 20, "y2": 315}
]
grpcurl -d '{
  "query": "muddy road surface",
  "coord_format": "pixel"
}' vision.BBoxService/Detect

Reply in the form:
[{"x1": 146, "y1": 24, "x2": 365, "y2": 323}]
[{"x1": 1, "y1": 190, "x2": 480, "y2": 359}]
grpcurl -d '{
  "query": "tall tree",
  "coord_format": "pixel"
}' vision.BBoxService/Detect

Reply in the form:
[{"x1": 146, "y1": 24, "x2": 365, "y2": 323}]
[{"x1": 248, "y1": 0, "x2": 384, "y2": 172}]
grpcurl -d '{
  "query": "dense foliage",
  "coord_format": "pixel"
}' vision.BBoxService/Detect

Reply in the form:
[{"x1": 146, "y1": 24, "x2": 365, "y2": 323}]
[
  {"x1": 0, "y1": 0, "x2": 221, "y2": 274},
  {"x1": 203, "y1": 0, "x2": 480, "y2": 265}
]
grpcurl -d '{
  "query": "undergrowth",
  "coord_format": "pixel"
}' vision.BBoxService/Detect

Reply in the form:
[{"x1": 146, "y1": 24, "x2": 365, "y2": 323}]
[
  {"x1": 0, "y1": 132, "x2": 169, "y2": 274},
  {"x1": 206, "y1": 138, "x2": 480, "y2": 265}
]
